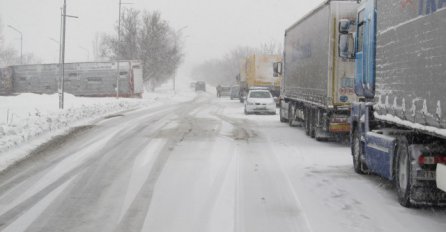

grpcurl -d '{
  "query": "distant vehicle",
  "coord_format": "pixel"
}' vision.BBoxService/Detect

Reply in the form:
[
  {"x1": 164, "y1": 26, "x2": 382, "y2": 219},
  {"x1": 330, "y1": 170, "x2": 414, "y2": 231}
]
[
  {"x1": 0, "y1": 61, "x2": 144, "y2": 98},
  {"x1": 230, "y1": 85, "x2": 240, "y2": 100},
  {"x1": 274, "y1": 0, "x2": 358, "y2": 141},
  {"x1": 195, "y1": 81, "x2": 206, "y2": 92},
  {"x1": 219, "y1": 86, "x2": 231, "y2": 97},
  {"x1": 244, "y1": 89, "x2": 276, "y2": 115},
  {"x1": 339, "y1": 0, "x2": 446, "y2": 206},
  {"x1": 238, "y1": 55, "x2": 282, "y2": 102}
]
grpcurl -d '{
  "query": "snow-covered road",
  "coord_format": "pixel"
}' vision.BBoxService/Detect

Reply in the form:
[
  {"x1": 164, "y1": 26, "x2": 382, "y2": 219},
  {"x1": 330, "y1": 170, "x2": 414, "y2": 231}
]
[{"x1": 0, "y1": 92, "x2": 445, "y2": 232}]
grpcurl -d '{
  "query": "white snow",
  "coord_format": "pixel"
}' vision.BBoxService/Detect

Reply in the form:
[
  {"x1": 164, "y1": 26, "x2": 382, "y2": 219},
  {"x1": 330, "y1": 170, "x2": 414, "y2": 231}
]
[{"x1": 374, "y1": 112, "x2": 446, "y2": 138}]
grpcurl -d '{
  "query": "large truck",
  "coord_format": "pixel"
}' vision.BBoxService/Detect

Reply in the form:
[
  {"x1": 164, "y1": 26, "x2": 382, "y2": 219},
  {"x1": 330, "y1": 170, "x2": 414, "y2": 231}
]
[
  {"x1": 274, "y1": 0, "x2": 359, "y2": 140},
  {"x1": 0, "y1": 60, "x2": 143, "y2": 98},
  {"x1": 239, "y1": 54, "x2": 282, "y2": 102},
  {"x1": 339, "y1": 0, "x2": 446, "y2": 206}
]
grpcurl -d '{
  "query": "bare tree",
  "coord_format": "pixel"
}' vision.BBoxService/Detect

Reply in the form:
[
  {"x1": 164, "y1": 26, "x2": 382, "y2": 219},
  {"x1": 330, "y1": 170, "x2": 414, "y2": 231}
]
[
  {"x1": 258, "y1": 40, "x2": 283, "y2": 55},
  {"x1": 97, "y1": 10, "x2": 183, "y2": 90},
  {"x1": 118, "y1": 9, "x2": 140, "y2": 60}
]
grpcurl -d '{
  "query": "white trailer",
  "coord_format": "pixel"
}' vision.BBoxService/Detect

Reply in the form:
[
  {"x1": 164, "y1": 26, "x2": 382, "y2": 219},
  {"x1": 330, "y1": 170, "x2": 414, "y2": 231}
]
[{"x1": 275, "y1": 0, "x2": 359, "y2": 140}]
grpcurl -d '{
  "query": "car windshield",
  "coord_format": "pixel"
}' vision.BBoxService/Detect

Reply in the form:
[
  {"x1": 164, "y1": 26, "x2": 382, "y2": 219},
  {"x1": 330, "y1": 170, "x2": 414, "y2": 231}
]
[{"x1": 249, "y1": 91, "x2": 271, "y2": 98}]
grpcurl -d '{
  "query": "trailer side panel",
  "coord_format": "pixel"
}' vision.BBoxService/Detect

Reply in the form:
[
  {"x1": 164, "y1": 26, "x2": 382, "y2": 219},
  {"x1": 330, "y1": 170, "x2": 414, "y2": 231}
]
[{"x1": 375, "y1": 0, "x2": 446, "y2": 129}]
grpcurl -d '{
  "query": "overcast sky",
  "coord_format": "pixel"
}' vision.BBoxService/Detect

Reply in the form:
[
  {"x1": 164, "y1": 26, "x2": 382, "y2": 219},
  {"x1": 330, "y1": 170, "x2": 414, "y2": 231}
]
[{"x1": 1, "y1": 0, "x2": 325, "y2": 76}]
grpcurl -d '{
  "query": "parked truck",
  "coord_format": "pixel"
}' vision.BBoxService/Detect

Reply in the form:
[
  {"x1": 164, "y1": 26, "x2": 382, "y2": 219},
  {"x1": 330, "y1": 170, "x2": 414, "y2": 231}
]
[
  {"x1": 0, "y1": 61, "x2": 143, "y2": 98},
  {"x1": 339, "y1": 0, "x2": 446, "y2": 206},
  {"x1": 274, "y1": 0, "x2": 359, "y2": 140},
  {"x1": 239, "y1": 54, "x2": 282, "y2": 102}
]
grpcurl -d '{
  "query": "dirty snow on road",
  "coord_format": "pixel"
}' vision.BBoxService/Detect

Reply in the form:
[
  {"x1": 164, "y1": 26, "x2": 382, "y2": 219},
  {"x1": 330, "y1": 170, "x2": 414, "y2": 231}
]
[
  {"x1": 0, "y1": 88, "x2": 195, "y2": 172},
  {"x1": 0, "y1": 91, "x2": 445, "y2": 232}
]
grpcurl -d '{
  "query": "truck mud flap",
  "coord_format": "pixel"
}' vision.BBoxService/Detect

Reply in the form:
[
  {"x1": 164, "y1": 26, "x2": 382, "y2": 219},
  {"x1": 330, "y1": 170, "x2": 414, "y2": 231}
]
[{"x1": 364, "y1": 132, "x2": 397, "y2": 180}]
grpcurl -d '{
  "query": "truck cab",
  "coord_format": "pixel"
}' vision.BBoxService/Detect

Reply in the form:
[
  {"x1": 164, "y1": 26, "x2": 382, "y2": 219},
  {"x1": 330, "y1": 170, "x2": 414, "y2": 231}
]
[{"x1": 340, "y1": 0, "x2": 446, "y2": 207}]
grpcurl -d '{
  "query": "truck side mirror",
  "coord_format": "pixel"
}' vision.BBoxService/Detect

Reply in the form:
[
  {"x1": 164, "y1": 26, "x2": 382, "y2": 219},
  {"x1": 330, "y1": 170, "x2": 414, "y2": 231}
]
[
  {"x1": 339, "y1": 34, "x2": 351, "y2": 58},
  {"x1": 338, "y1": 19, "x2": 355, "y2": 59},
  {"x1": 273, "y1": 62, "x2": 283, "y2": 77},
  {"x1": 339, "y1": 19, "x2": 351, "y2": 34}
]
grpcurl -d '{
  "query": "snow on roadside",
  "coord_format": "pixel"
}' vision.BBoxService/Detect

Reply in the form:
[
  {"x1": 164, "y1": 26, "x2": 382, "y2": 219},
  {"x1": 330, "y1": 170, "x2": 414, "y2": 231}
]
[{"x1": 0, "y1": 88, "x2": 195, "y2": 172}]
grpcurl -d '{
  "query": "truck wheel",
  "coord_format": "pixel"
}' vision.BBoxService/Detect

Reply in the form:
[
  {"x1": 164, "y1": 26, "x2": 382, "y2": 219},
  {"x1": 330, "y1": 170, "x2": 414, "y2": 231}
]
[
  {"x1": 280, "y1": 105, "x2": 288, "y2": 123},
  {"x1": 395, "y1": 138, "x2": 412, "y2": 207},
  {"x1": 305, "y1": 108, "x2": 310, "y2": 136},
  {"x1": 310, "y1": 109, "x2": 316, "y2": 138},
  {"x1": 288, "y1": 105, "x2": 295, "y2": 127},
  {"x1": 352, "y1": 127, "x2": 368, "y2": 174}
]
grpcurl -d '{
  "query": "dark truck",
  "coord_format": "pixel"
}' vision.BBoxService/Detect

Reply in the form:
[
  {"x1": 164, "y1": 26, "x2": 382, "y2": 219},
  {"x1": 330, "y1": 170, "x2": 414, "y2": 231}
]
[
  {"x1": 195, "y1": 81, "x2": 206, "y2": 92},
  {"x1": 339, "y1": 0, "x2": 446, "y2": 206}
]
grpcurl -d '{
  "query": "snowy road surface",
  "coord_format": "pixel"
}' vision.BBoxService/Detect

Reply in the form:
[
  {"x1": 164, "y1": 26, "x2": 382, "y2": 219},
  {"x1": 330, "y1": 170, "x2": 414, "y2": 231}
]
[{"x1": 0, "y1": 92, "x2": 445, "y2": 232}]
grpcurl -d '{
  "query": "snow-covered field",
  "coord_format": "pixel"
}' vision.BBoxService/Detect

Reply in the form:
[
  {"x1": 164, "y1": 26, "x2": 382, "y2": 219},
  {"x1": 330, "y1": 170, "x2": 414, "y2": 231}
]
[{"x1": 0, "y1": 85, "x2": 196, "y2": 172}]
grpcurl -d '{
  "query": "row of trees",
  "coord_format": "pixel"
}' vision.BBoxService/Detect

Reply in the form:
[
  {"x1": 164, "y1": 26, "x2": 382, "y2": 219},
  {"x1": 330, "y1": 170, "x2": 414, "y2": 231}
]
[
  {"x1": 97, "y1": 9, "x2": 184, "y2": 90},
  {"x1": 191, "y1": 42, "x2": 282, "y2": 87}
]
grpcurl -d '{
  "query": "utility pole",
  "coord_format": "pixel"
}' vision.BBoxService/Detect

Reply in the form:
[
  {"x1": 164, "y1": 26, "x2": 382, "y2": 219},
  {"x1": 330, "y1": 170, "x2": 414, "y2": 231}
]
[
  {"x1": 117, "y1": 0, "x2": 122, "y2": 99},
  {"x1": 117, "y1": 0, "x2": 133, "y2": 98},
  {"x1": 59, "y1": 0, "x2": 78, "y2": 109},
  {"x1": 7, "y1": 25, "x2": 23, "y2": 64},
  {"x1": 60, "y1": 1, "x2": 67, "y2": 109}
]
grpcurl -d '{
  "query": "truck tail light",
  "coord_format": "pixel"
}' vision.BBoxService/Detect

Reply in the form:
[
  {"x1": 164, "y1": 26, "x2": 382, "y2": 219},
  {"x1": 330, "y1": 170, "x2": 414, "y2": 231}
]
[{"x1": 418, "y1": 155, "x2": 446, "y2": 165}]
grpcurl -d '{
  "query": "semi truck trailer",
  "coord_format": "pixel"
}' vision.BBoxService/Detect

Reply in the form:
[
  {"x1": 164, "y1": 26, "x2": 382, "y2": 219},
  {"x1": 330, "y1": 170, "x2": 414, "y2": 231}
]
[
  {"x1": 239, "y1": 54, "x2": 282, "y2": 102},
  {"x1": 274, "y1": 0, "x2": 359, "y2": 140},
  {"x1": 339, "y1": 0, "x2": 446, "y2": 206}
]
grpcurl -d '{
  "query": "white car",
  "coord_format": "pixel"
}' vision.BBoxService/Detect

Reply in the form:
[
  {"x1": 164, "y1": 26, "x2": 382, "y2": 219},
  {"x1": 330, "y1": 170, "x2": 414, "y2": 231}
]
[{"x1": 244, "y1": 90, "x2": 276, "y2": 115}]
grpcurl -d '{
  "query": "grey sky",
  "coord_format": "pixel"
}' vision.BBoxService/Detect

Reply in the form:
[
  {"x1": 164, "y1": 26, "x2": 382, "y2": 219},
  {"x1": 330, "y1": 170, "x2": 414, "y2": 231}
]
[{"x1": 1, "y1": 0, "x2": 324, "y2": 75}]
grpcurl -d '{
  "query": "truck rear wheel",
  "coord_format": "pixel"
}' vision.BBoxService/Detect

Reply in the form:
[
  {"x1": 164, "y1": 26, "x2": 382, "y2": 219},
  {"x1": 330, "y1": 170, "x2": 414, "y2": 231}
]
[
  {"x1": 280, "y1": 104, "x2": 288, "y2": 123},
  {"x1": 310, "y1": 109, "x2": 316, "y2": 138},
  {"x1": 395, "y1": 138, "x2": 412, "y2": 207},
  {"x1": 305, "y1": 108, "x2": 310, "y2": 136},
  {"x1": 288, "y1": 105, "x2": 295, "y2": 127},
  {"x1": 352, "y1": 127, "x2": 368, "y2": 174}
]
